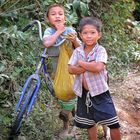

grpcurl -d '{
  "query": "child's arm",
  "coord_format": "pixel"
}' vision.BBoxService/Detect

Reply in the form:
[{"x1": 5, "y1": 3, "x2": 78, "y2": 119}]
[
  {"x1": 68, "y1": 48, "x2": 85, "y2": 75},
  {"x1": 43, "y1": 23, "x2": 65, "y2": 47},
  {"x1": 68, "y1": 65, "x2": 86, "y2": 75},
  {"x1": 77, "y1": 60, "x2": 105, "y2": 73}
]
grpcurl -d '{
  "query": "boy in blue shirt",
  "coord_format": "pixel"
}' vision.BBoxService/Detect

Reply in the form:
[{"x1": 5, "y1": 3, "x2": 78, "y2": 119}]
[{"x1": 43, "y1": 3, "x2": 81, "y2": 137}]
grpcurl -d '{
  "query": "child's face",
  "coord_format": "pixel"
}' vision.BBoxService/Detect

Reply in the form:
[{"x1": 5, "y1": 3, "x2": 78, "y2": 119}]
[
  {"x1": 79, "y1": 24, "x2": 101, "y2": 47},
  {"x1": 47, "y1": 6, "x2": 65, "y2": 27}
]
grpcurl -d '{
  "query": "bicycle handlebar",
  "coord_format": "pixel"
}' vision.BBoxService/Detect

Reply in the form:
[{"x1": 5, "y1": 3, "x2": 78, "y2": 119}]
[
  {"x1": 22, "y1": 20, "x2": 43, "y2": 40},
  {"x1": 22, "y1": 23, "x2": 34, "y2": 32},
  {"x1": 22, "y1": 20, "x2": 66, "y2": 46}
]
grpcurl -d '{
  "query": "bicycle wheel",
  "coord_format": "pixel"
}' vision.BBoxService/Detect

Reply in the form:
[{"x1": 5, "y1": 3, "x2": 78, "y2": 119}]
[
  {"x1": 9, "y1": 85, "x2": 35, "y2": 140},
  {"x1": 45, "y1": 73, "x2": 55, "y2": 97}
]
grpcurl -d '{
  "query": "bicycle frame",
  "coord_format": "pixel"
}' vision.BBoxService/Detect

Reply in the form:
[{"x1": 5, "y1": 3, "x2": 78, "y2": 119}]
[
  {"x1": 8, "y1": 20, "x2": 68, "y2": 140},
  {"x1": 15, "y1": 20, "x2": 66, "y2": 117}
]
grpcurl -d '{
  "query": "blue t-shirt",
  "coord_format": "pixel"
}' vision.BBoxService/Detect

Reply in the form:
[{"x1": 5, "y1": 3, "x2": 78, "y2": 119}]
[
  {"x1": 43, "y1": 27, "x2": 80, "y2": 56},
  {"x1": 43, "y1": 26, "x2": 81, "y2": 74}
]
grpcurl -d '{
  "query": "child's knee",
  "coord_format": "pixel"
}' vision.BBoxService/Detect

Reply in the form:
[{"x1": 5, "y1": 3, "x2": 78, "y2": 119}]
[
  {"x1": 71, "y1": 108, "x2": 75, "y2": 117},
  {"x1": 59, "y1": 110, "x2": 72, "y2": 122}
]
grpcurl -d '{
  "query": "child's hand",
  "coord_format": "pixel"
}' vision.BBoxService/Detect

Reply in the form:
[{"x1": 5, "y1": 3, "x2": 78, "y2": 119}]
[
  {"x1": 55, "y1": 23, "x2": 65, "y2": 34},
  {"x1": 65, "y1": 32, "x2": 77, "y2": 43},
  {"x1": 77, "y1": 60, "x2": 83, "y2": 67}
]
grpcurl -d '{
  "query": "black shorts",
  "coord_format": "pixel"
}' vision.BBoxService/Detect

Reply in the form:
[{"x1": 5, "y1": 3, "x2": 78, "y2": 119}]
[{"x1": 74, "y1": 88, "x2": 120, "y2": 129}]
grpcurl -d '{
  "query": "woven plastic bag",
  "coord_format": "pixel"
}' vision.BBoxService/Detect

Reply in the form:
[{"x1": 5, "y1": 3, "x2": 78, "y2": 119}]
[{"x1": 54, "y1": 43, "x2": 75, "y2": 101}]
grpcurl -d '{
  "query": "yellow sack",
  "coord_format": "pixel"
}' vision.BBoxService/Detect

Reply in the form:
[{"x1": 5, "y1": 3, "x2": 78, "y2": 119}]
[{"x1": 54, "y1": 43, "x2": 75, "y2": 101}]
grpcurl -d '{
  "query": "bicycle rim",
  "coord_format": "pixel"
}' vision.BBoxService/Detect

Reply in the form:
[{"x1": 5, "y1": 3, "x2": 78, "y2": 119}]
[
  {"x1": 45, "y1": 74, "x2": 55, "y2": 97},
  {"x1": 9, "y1": 85, "x2": 35, "y2": 139}
]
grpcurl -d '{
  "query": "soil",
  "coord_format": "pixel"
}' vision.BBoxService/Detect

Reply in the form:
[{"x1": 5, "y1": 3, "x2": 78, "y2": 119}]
[{"x1": 109, "y1": 71, "x2": 140, "y2": 140}]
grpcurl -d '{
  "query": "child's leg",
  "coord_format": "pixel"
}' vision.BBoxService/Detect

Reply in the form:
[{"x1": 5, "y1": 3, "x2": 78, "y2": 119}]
[
  {"x1": 59, "y1": 109, "x2": 71, "y2": 130},
  {"x1": 103, "y1": 125, "x2": 107, "y2": 138},
  {"x1": 103, "y1": 125, "x2": 111, "y2": 140},
  {"x1": 58, "y1": 98, "x2": 76, "y2": 130},
  {"x1": 110, "y1": 128, "x2": 121, "y2": 140},
  {"x1": 59, "y1": 109, "x2": 75, "y2": 138},
  {"x1": 87, "y1": 126, "x2": 97, "y2": 140}
]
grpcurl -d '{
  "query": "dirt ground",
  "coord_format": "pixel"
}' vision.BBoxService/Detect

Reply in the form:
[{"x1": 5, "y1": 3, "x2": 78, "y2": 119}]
[{"x1": 109, "y1": 71, "x2": 140, "y2": 140}]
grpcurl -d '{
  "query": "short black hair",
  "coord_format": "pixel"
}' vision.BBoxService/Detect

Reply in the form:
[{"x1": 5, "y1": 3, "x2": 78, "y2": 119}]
[{"x1": 78, "y1": 17, "x2": 102, "y2": 33}]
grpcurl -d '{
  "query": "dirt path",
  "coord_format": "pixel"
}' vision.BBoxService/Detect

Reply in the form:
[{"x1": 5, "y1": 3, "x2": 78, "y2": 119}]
[{"x1": 110, "y1": 72, "x2": 140, "y2": 140}]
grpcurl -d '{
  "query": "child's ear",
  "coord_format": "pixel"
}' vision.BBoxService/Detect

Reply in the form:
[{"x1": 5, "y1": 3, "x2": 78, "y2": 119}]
[
  {"x1": 98, "y1": 32, "x2": 102, "y2": 39},
  {"x1": 44, "y1": 15, "x2": 49, "y2": 23},
  {"x1": 46, "y1": 18, "x2": 49, "y2": 23}
]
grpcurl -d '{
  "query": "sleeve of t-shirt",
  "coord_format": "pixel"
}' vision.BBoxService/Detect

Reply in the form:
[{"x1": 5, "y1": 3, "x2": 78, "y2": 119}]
[
  {"x1": 68, "y1": 49, "x2": 78, "y2": 66},
  {"x1": 42, "y1": 28, "x2": 52, "y2": 40},
  {"x1": 66, "y1": 27, "x2": 76, "y2": 33},
  {"x1": 96, "y1": 46, "x2": 108, "y2": 63}
]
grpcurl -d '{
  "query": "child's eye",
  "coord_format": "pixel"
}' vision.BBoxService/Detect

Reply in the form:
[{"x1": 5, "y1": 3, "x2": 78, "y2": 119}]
[
  {"x1": 59, "y1": 12, "x2": 64, "y2": 15},
  {"x1": 50, "y1": 13, "x2": 56, "y2": 16},
  {"x1": 82, "y1": 32, "x2": 87, "y2": 35}
]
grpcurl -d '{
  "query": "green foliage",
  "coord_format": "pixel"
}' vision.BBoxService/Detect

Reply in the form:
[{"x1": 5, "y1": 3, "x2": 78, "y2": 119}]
[
  {"x1": 0, "y1": 0, "x2": 140, "y2": 139},
  {"x1": 0, "y1": 23, "x2": 45, "y2": 139},
  {"x1": 89, "y1": 0, "x2": 140, "y2": 77},
  {"x1": 133, "y1": 0, "x2": 140, "y2": 20}
]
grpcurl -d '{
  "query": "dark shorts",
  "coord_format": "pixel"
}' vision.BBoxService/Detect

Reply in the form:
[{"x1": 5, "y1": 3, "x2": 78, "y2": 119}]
[{"x1": 74, "y1": 88, "x2": 120, "y2": 129}]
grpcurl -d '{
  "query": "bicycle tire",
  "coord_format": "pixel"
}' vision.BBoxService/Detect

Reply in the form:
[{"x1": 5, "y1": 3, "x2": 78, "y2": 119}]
[
  {"x1": 45, "y1": 74, "x2": 55, "y2": 97},
  {"x1": 9, "y1": 85, "x2": 35, "y2": 140}
]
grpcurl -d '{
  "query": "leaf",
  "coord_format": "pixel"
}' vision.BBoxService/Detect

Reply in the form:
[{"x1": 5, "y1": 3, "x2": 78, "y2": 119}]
[
  {"x1": 0, "y1": 74, "x2": 9, "y2": 79},
  {"x1": 2, "y1": 116, "x2": 11, "y2": 125},
  {"x1": 65, "y1": 3, "x2": 73, "y2": 10},
  {"x1": 73, "y1": 0, "x2": 80, "y2": 10},
  {"x1": 0, "y1": 60, "x2": 7, "y2": 71},
  {"x1": 80, "y1": 2, "x2": 89, "y2": 16},
  {"x1": 0, "y1": 76, "x2": 4, "y2": 85},
  {"x1": 66, "y1": 12, "x2": 78, "y2": 25},
  {"x1": 0, "y1": 74, "x2": 10, "y2": 85},
  {"x1": 10, "y1": 38, "x2": 16, "y2": 46},
  {"x1": 16, "y1": 31, "x2": 26, "y2": 40},
  {"x1": 0, "y1": 65, "x2": 6, "y2": 73}
]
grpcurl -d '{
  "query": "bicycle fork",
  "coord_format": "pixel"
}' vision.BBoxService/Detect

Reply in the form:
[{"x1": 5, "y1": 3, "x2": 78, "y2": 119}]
[{"x1": 16, "y1": 73, "x2": 41, "y2": 116}]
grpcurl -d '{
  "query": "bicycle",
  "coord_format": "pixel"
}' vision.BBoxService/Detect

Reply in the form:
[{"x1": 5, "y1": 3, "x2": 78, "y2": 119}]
[{"x1": 8, "y1": 20, "x2": 66, "y2": 140}]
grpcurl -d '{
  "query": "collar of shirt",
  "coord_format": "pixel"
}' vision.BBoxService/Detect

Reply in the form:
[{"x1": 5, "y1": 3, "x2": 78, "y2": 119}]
[{"x1": 77, "y1": 43, "x2": 99, "y2": 61}]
